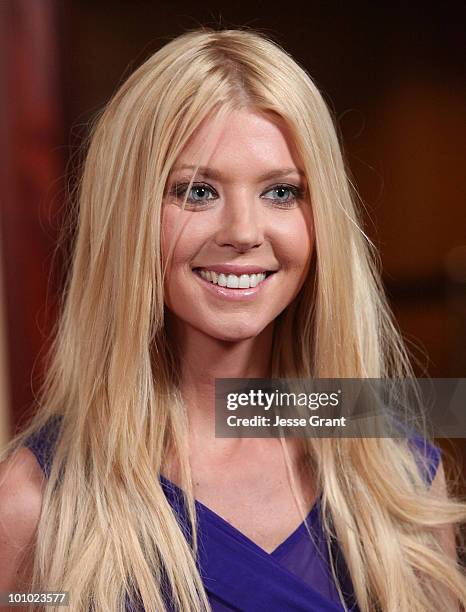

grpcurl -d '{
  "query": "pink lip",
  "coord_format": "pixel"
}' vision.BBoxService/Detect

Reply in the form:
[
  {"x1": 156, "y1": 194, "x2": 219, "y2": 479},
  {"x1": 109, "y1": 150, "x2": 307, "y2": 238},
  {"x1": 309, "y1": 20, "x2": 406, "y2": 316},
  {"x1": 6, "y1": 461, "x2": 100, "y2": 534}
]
[
  {"x1": 192, "y1": 269, "x2": 278, "y2": 301},
  {"x1": 193, "y1": 263, "x2": 278, "y2": 275}
]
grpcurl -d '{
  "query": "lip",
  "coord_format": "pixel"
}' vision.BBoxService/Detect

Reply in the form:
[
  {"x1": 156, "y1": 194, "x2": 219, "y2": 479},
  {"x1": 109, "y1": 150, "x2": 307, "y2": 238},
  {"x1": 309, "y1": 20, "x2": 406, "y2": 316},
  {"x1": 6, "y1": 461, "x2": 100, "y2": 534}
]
[
  {"x1": 192, "y1": 268, "x2": 278, "y2": 301},
  {"x1": 192, "y1": 263, "x2": 279, "y2": 275}
]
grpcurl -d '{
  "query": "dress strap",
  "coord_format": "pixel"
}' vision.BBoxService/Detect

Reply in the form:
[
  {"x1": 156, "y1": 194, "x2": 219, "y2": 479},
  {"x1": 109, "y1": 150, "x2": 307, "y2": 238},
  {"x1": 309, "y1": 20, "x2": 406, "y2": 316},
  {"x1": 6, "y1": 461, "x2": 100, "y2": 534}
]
[
  {"x1": 23, "y1": 414, "x2": 63, "y2": 478},
  {"x1": 407, "y1": 433, "x2": 442, "y2": 487}
]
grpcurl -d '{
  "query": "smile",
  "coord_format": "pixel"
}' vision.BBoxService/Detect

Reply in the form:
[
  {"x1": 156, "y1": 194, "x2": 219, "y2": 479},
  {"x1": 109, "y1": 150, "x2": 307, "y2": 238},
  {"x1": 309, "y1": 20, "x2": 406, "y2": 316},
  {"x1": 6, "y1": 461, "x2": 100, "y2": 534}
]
[
  {"x1": 191, "y1": 267, "x2": 278, "y2": 301},
  {"x1": 193, "y1": 268, "x2": 275, "y2": 289}
]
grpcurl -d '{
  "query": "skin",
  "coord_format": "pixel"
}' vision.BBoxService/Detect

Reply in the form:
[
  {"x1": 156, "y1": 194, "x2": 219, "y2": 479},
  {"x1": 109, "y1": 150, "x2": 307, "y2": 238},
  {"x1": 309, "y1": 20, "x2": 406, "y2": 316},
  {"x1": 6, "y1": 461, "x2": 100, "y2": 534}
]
[
  {"x1": 0, "y1": 110, "x2": 458, "y2": 599},
  {"x1": 161, "y1": 107, "x2": 314, "y2": 461},
  {"x1": 159, "y1": 106, "x2": 317, "y2": 552},
  {"x1": 159, "y1": 106, "x2": 459, "y2": 575}
]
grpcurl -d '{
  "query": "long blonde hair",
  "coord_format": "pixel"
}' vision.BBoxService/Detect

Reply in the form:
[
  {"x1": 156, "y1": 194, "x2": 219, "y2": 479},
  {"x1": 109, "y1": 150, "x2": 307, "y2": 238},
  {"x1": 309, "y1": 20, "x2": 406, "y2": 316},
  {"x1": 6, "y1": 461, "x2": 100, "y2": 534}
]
[{"x1": 2, "y1": 27, "x2": 465, "y2": 611}]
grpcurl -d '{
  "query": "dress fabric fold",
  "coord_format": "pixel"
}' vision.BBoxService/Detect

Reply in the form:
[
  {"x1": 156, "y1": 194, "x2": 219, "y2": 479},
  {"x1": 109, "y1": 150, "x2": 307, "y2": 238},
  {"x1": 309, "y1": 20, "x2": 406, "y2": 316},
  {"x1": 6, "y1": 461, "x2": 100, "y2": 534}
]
[{"x1": 159, "y1": 474, "x2": 357, "y2": 611}]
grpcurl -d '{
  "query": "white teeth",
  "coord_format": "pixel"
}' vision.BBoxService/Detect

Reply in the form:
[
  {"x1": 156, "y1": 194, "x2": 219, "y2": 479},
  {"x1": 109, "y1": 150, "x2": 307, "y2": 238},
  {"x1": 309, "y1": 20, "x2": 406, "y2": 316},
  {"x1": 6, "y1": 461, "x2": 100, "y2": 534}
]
[
  {"x1": 238, "y1": 274, "x2": 250, "y2": 288},
  {"x1": 197, "y1": 269, "x2": 268, "y2": 288},
  {"x1": 225, "y1": 275, "x2": 237, "y2": 288}
]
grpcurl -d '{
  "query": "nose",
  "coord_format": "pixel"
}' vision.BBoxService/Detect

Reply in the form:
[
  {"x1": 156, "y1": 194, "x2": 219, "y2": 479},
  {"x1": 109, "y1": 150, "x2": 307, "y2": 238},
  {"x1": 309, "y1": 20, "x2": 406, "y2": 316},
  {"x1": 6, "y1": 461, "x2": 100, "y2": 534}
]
[{"x1": 214, "y1": 191, "x2": 264, "y2": 252}]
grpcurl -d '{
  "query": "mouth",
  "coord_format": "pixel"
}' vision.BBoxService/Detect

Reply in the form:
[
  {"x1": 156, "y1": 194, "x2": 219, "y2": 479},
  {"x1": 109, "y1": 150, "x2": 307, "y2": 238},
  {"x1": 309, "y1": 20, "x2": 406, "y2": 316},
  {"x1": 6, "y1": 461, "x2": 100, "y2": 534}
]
[{"x1": 192, "y1": 267, "x2": 278, "y2": 289}]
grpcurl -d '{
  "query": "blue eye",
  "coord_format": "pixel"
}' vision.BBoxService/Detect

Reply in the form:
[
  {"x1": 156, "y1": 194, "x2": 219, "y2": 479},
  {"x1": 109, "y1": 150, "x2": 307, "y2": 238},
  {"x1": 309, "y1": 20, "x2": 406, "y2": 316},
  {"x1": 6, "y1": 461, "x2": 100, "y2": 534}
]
[
  {"x1": 171, "y1": 182, "x2": 217, "y2": 205},
  {"x1": 168, "y1": 181, "x2": 304, "y2": 209},
  {"x1": 262, "y1": 184, "x2": 303, "y2": 207}
]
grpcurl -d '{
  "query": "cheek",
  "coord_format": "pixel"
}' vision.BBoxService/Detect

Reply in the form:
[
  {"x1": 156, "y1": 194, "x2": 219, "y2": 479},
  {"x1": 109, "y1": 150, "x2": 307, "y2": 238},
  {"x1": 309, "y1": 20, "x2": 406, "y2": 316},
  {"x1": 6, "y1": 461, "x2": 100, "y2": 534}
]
[
  {"x1": 277, "y1": 215, "x2": 315, "y2": 272},
  {"x1": 160, "y1": 208, "x2": 194, "y2": 267},
  {"x1": 160, "y1": 207, "x2": 175, "y2": 265},
  {"x1": 162, "y1": 207, "x2": 211, "y2": 263},
  {"x1": 296, "y1": 230, "x2": 314, "y2": 266},
  {"x1": 160, "y1": 210, "x2": 183, "y2": 310}
]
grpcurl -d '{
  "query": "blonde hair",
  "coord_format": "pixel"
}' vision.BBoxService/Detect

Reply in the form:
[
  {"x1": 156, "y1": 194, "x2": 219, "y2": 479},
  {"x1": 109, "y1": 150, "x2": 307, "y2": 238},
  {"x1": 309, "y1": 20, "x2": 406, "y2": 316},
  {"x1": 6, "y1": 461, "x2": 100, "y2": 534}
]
[{"x1": 2, "y1": 27, "x2": 465, "y2": 611}]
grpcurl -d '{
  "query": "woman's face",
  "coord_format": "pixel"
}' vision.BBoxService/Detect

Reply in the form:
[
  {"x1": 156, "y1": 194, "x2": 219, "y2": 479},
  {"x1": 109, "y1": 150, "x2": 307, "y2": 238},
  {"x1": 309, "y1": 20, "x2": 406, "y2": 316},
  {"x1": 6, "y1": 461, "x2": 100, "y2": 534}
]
[{"x1": 161, "y1": 108, "x2": 314, "y2": 342}]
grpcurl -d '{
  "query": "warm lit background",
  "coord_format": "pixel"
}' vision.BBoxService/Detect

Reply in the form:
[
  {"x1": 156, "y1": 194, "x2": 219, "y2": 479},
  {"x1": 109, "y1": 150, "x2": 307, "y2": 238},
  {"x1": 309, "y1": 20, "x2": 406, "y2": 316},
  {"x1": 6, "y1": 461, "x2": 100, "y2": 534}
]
[{"x1": 1, "y1": 2, "x2": 464, "y2": 487}]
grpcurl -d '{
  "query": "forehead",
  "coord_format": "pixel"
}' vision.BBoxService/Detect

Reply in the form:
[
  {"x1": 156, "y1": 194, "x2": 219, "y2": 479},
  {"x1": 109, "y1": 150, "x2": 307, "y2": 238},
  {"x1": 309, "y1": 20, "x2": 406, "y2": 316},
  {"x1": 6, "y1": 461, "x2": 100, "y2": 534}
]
[{"x1": 173, "y1": 108, "x2": 303, "y2": 174}]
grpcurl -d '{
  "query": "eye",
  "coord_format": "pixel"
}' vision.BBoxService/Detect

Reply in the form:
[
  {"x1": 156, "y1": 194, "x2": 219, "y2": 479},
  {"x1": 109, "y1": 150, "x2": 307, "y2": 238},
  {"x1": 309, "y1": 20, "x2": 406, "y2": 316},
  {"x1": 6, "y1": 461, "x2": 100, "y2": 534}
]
[
  {"x1": 261, "y1": 184, "x2": 304, "y2": 208},
  {"x1": 170, "y1": 182, "x2": 218, "y2": 206}
]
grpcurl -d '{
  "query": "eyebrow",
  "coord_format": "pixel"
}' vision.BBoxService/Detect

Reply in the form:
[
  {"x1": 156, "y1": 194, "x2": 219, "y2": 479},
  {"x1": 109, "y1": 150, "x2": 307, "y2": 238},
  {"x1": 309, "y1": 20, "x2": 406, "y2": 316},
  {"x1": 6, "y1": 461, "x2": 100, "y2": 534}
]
[{"x1": 170, "y1": 164, "x2": 306, "y2": 181}]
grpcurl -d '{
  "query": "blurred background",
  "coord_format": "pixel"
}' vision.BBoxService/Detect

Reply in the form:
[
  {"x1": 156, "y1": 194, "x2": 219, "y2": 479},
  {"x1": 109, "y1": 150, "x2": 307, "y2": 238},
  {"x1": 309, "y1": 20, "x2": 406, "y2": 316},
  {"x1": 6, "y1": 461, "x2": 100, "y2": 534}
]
[{"x1": 0, "y1": 1, "x2": 464, "y2": 486}]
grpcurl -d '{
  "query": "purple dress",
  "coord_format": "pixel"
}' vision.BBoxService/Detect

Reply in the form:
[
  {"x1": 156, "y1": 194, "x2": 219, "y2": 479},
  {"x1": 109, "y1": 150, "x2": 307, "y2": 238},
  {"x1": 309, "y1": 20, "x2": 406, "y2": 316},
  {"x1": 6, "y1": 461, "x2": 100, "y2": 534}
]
[{"x1": 23, "y1": 416, "x2": 440, "y2": 611}]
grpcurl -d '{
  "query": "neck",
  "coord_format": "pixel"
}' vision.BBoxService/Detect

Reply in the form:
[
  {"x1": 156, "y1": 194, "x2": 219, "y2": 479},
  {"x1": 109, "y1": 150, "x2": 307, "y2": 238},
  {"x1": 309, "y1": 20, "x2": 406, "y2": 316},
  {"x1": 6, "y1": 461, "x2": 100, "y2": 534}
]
[
  {"x1": 162, "y1": 312, "x2": 307, "y2": 484},
  {"x1": 165, "y1": 311, "x2": 275, "y2": 453}
]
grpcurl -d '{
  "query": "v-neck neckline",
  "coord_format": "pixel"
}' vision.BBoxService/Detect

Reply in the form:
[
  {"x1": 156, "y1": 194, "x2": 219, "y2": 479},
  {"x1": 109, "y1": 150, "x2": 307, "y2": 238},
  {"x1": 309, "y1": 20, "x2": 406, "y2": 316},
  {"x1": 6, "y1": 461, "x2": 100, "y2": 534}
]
[{"x1": 158, "y1": 473, "x2": 322, "y2": 557}]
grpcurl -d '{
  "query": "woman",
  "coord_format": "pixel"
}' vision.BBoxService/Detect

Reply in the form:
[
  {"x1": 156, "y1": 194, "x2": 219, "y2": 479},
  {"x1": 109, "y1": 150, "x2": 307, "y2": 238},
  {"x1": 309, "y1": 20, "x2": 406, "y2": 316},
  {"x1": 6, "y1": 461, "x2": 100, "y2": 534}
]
[{"x1": 0, "y1": 27, "x2": 465, "y2": 612}]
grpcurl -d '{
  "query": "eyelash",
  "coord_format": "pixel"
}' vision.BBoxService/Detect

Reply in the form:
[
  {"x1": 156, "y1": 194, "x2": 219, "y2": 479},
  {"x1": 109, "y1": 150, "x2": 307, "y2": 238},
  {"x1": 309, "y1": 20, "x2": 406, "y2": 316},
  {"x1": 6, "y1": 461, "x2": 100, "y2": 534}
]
[{"x1": 169, "y1": 182, "x2": 305, "y2": 209}]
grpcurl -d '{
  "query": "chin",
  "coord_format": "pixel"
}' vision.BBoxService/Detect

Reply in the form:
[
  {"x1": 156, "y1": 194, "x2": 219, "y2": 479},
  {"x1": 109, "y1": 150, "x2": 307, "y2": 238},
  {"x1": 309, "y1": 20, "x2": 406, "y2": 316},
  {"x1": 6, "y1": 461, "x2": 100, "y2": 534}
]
[{"x1": 201, "y1": 319, "x2": 272, "y2": 342}]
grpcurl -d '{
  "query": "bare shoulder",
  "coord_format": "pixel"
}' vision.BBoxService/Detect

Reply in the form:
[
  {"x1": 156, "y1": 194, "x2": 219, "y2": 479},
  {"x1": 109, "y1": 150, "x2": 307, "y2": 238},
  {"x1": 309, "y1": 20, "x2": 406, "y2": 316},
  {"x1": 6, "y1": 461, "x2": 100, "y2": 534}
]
[
  {"x1": 0, "y1": 446, "x2": 45, "y2": 520},
  {"x1": 0, "y1": 446, "x2": 45, "y2": 590},
  {"x1": 429, "y1": 456, "x2": 447, "y2": 496}
]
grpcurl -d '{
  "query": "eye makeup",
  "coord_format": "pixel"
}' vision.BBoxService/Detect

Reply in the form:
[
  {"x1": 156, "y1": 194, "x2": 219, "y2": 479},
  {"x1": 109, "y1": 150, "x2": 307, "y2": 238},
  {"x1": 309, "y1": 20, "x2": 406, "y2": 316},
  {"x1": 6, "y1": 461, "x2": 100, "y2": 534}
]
[{"x1": 167, "y1": 180, "x2": 306, "y2": 209}]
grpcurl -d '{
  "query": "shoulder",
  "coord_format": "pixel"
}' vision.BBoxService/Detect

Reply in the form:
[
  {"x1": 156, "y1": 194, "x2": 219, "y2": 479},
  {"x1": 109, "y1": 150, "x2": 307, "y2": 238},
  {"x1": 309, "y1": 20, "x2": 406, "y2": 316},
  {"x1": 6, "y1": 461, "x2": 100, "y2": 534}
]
[
  {"x1": 0, "y1": 446, "x2": 45, "y2": 534},
  {"x1": 0, "y1": 447, "x2": 45, "y2": 590},
  {"x1": 429, "y1": 456, "x2": 447, "y2": 496},
  {"x1": 0, "y1": 446, "x2": 45, "y2": 514}
]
